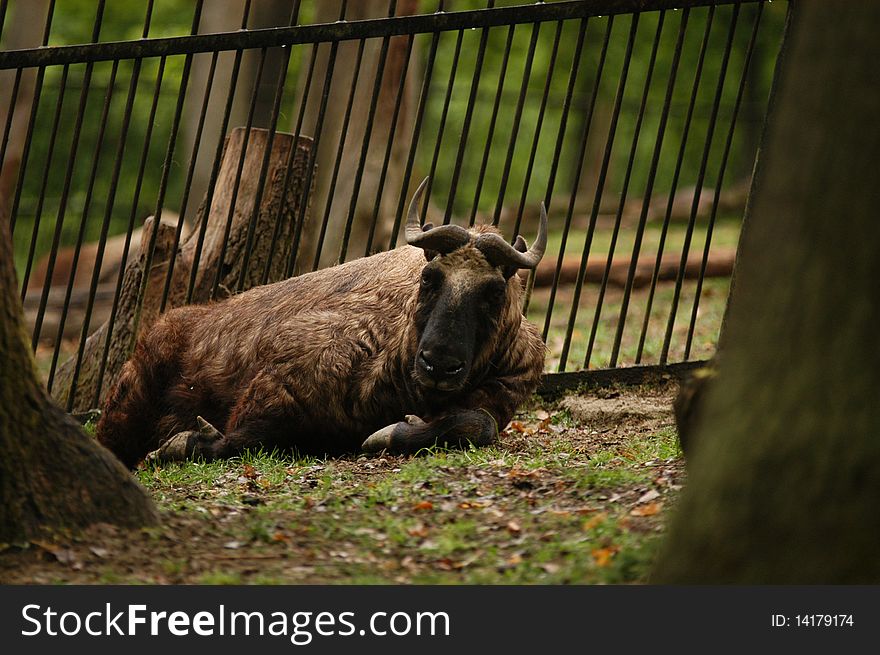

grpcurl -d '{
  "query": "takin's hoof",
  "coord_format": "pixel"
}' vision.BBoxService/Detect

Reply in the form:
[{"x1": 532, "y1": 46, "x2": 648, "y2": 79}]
[
  {"x1": 146, "y1": 431, "x2": 198, "y2": 464},
  {"x1": 361, "y1": 415, "x2": 425, "y2": 454},
  {"x1": 361, "y1": 425, "x2": 395, "y2": 453},
  {"x1": 145, "y1": 415, "x2": 223, "y2": 464}
]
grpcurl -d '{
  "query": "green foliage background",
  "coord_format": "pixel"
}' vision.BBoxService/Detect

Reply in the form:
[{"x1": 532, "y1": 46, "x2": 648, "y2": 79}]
[{"x1": 3, "y1": 1, "x2": 785, "y2": 273}]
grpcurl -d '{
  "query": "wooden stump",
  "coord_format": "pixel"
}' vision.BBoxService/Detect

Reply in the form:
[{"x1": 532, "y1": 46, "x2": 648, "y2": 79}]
[{"x1": 53, "y1": 128, "x2": 314, "y2": 412}]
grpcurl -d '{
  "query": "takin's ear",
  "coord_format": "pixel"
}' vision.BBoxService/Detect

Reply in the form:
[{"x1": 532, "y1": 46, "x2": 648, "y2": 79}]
[
  {"x1": 502, "y1": 235, "x2": 529, "y2": 279},
  {"x1": 421, "y1": 222, "x2": 438, "y2": 261}
]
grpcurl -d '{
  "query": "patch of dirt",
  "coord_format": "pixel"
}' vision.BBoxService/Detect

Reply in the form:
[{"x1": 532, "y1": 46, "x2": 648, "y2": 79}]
[
  {"x1": 560, "y1": 388, "x2": 675, "y2": 431},
  {"x1": 0, "y1": 383, "x2": 685, "y2": 584}
]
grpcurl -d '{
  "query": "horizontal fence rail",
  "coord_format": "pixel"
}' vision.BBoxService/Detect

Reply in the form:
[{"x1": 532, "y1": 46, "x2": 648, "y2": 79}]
[
  {"x1": 1, "y1": 0, "x2": 760, "y2": 69},
  {"x1": 0, "y1": 0, "x2": 788, "y2": 411}
]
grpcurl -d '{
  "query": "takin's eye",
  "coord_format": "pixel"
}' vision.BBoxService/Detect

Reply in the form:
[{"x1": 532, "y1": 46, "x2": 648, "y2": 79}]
[
  {"x1": 420, "y1": 267, "x2": 443, "y2": 292},
  {"x1": 479, "y1": 278, "x2": 507, "y2": 312}
]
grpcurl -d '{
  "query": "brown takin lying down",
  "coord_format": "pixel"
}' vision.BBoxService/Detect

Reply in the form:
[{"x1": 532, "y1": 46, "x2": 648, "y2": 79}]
[{"x1": 97, "y1": 179, "x2": 547, "y2": 467}]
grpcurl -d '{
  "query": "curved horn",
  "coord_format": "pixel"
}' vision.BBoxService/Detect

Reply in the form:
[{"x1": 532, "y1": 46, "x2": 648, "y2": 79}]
[
  {"x1": 405, "y1": 177, "x2": 471, "y2": 254},
  {"x1": 475, "y1": 202, "x2": 548, "y2": 270}
]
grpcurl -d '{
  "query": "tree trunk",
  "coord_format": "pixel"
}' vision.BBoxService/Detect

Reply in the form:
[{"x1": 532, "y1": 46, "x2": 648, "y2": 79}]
[
  {"x1": 180, "y1": 0, "x2": 294, "y2": 226},
  {"x1": 295, "y1": 0, "x2": 419, "y2": 271},
  {"x1": 0, "y1": 203, "x2": 157, "y2": 544},
  {"x1": 652, "y1": 0, "x2": 880, "y2": 583},
  {"x1": 52, "y1": 127, "x2": 314, "y2": 413},
  {"x1": 0, "y1": 0, "x2": 50, "y2": 211},
  {"x1": 50, "y1": 214, "x2": 180, "y2": 411},
  {"x1": 183, "y1": 128, "x2": 313, "y2": 303}
]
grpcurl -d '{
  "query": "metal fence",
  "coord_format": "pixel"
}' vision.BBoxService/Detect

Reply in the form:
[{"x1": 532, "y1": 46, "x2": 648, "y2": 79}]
[{"x1": 0, "y1": 0, "x2": 788, "y2": 409}]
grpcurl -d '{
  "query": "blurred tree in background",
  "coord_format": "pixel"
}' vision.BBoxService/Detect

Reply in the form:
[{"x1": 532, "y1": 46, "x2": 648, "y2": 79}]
[{"x1": 0, "y1": 0, "x2": 785, "y2": 276}]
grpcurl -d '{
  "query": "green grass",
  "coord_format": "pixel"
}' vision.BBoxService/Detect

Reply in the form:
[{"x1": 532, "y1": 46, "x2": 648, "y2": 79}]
[{"x1": 132, "y1": 413, "x2": 682, "y2": 584}]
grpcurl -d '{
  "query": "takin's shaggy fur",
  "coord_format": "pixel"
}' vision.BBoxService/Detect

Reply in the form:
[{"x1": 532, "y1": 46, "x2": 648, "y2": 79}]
[{"x1": 97, "y1": 183, "x2": 547, "y2": 467}]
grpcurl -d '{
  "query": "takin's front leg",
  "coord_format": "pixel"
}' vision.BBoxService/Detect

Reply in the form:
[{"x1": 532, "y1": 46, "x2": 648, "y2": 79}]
[
  {"x1": 361, "y1": 410, "x2": 499, "y2": 455},
  {"x1": 146, "y1": 416, "x2": 225, "y2": 464},
  {"x1": 363, "y1": 338, "x2": 543, "y2": 455},
  {"x1": 147, "y1": 367, "x2": 297, "y2": 463}
]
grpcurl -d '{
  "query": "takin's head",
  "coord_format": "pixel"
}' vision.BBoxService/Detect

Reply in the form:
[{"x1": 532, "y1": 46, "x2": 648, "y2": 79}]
[{"x1": 405, "y1": 177, "x2": 547, "y2": 392}]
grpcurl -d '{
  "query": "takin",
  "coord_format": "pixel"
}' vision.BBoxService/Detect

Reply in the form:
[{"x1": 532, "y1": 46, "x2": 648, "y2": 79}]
[{"x1": 96, "y1": 178, "x2": 547, "y2": 467}]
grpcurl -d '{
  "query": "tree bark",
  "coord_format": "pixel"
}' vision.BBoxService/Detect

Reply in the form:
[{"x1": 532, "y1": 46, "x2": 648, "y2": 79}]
[
  {"x1": 0, "y1": 0, "x2": 50, "y2": 212},
  {"x1": 51, "y1": 215, "x2": 180, "y2": 411},
  {"x1": 183, "y1": 127, "x2": 313, "y2": 303},
  {"x1": 52, "y1": 127, "x2": 313, "y2": 413},
  {"x1": 180, "y1": 0, "x2": 294, "y2": 225},
  {"x1": 295, "y1": 0, "x2": 419, "y2": 271},
  {"x1": 0, "y1": 202, "x2": 157, "y2": 544},
  {"x1": 652, "y1": 1, "x2": 880, "y2": 583}
]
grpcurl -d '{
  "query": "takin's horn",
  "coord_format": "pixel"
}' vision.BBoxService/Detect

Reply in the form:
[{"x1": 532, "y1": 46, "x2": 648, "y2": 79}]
[
  {"x1": 405, "y1": 177, "x2": 471, "y2": 255},
  {"x1": 475, "y1": 202, "x2": 548, "y2": 270}
]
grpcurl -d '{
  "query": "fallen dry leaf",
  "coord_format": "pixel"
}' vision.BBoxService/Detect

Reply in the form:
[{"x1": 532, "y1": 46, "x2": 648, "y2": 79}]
[
  {"x1": 413, "y1": 500, "x2": 434, "y2": 511},
  {"x1": 242, "y1": 464, "x2": 258, "y2": 479},
  {"x1": 506, "y1": 520, "x2": 522, "y2": 534},
  {"x1": 407, "y1": 523, "x2": 429, "y2": 538},
  {"x1": 582, "y1": 513, "x2": 608, "y2": 531},
  {"x1": 592, "y1": 546, "x2": 619, "y2": 568},
  {"x1": 630, "y1": 501, "x2": 663, "y2": 517},
  {"x1": 637, "y1": 489, "x2": 661, "y2": 504},
  {"x1": 506, "y1": 553, "x2": 523, "y2": 566}
]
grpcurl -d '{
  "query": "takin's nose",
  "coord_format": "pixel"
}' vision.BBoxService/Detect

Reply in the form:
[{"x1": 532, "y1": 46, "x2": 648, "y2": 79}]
[{"x1": 418, "y1": 349, "x2": 465, "y2": 382}]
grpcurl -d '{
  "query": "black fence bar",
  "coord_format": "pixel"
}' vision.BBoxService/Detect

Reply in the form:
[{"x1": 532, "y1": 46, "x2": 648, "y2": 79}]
[
  {"x1": 9, "y1": 0, "x2": 55, "y2": 244},
  {"x1": 67, "y1": 1, "x2": 153, "y2": 411},
  {"x1": 30, "y1": 0, "x2": 105, "y2": 351},
  {"x1": 157, "y1": 50, "x2": 218, "y2": 312},
  {"x1": 538, "y1": 360, "x2": 707, "y2": 397},
  {"x1": 0, "y1": 0, "x2": 8, "y2": 42},
  {"x1": 0, "y1": 68, "x2": 21, "y2": 191},
  {"x1": 16, "y1": 65, "x2": 65, "y2": 298},
  {"x1": 558, "y1": 13, "x2": 636, "y2": 372},
  {"x1": 443, "y1": 0, "x2": 493, "y2": 225},
  {"x1": 540, "y1": 16, "x2": 612, "y2": 345},
  {"x1": 610, "y1": 7, "x2": 690, "y2": 366},
  {"x1": 520, "y1": 16, "x2": 590, "y2": 318},
  {"x1": 511, "y1": 20, "x2": 563, "y2": 241},
  {"x1": 363, "y1": 32, "x2": 415, "y2": 257},
  {"x1": 388, "y1": 3, "x2": 444, "y2": 248},
  {"x1": 260, "y1": 38, "x2": 302, "y2": 281},
  {"x1": 467, "y1": 22, "x2": 515, "y2": 227},
  {"x1": 684, "y1": 1, "x2": 764, "y2": 360},
  {"x1": 338, "y1": 0, "x2": 400, "y2": 263},
  {"x1": 134, "y1": 2, "x2": 203, "y2": 337},
  {"x1": 294, "y1": 18, "x2": 345, "y2": 274},
  {"x1": 588, "y1": 10, "x2": 666, "y2": 369},
  {"x1": 208, "y1": 46, "x2": 268, "y2": 298},
  {"x1": 45, "y1": 58, "x2": 118, "y2": 392},
  {"x1": 234, "y1": 3, "x2": 301, "y2": 292},
  {"x1": 313, "y1": 38, "x2": 366, "y2": 267},
  {"x1": 0, "y1": 0, "x2": 761, "y2": 71},
  {"x1": 660, "y1": 1, "x2": 739, "y2": 364},
  {"x1": 282, "y1": 43, "x2": 320, "y2": 278},
  {"x1": 187, "y1": 3, "x2": 255, "y2": 300},
  {"x1": 422, "y1": 29, "x2": 464, "y2": 226},
  {"x1": 92, "y1": 58, "x2": 168, "y2": 403},
  {"x1": 635, "y1": 5, "x2": 716, "y2": 364},
  {"x1": 492, "y1": 21, "x2": 540, "y2": 226}
]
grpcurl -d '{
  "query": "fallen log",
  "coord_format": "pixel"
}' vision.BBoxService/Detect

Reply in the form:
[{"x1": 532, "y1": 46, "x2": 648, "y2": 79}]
[{"x1": 533, "y1": 248, "x2": 736, "y2": 289}]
